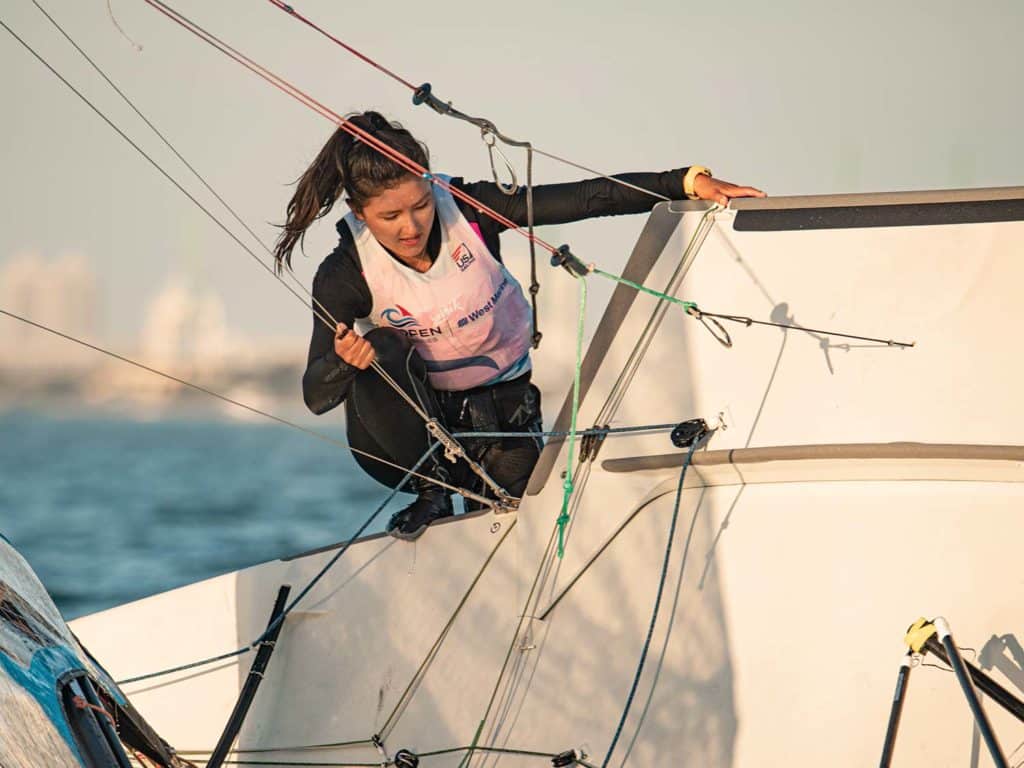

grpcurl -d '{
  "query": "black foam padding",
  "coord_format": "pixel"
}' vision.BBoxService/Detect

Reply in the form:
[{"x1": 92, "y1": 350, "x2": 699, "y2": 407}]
[{"x1": 734, "y1": 199, "x2": 1024, "y2": 231}]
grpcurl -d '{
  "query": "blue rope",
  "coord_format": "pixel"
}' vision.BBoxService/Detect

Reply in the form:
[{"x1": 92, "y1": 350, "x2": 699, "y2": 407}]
[
  {"x1": 450, "y1": 422, "x2": 681, "y2": 440},
  {"x1": 600, "y1": 439, "x2": 700, "y2": 767},
  {"x1": 116, "y1": 445, "x2": 440, "y2": 686}
]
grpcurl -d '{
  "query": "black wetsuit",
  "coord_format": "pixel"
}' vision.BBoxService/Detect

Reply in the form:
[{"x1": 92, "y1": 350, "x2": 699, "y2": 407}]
[{"x1": 303, "y1": 169, "x2": 688, "y2": 500}]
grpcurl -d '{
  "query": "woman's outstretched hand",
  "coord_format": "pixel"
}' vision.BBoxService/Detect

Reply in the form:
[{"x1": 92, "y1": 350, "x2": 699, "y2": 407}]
[
  {"x1": 693, "y1": 175, "x2": 766, "y2": 206},
  {"x1": 335, "y1": 322, "x2": 376, "y2": 369}
]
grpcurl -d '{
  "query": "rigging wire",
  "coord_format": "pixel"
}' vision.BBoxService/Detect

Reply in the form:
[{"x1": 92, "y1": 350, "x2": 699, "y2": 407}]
[
  {"x1": 116, "y1": 444, "x2": 440, "y2": 686},
  {"x1": 600, "y1": 437, "x2": 701, "y2": 768},
  {"x1": 31, "y1": 0, "x2": 270, "y2": 274},
  {"x1": 31, "y1": 0, "x2": 343, "y2": 349},
  {"x1": 376, "y1": 522, "x2": 517, "y2": 741},
  {"x1": 32, "y1": 0, "x2": 395, "y2": 365},
  {"x1": 137, "y1": 0, "x2": 887, "y2": 505},
  {"x1": 0, "y1": 308, "x2": 488, "y2": 504},
  {"x1": 0, "y1": 17, "x2": 329, "y2": 329},
  {"x1": 526, "y1": 147, "x2": 542, "y2": 346},
  {"x1": 265, "y1": 0, "x2": 417, "y2": 91},
  {"x1": 556, "y1": 277, "x2": 587, "y2": 558},
  {"x1": 10, "y1": 6, "x2": 917, "y2": 758},
  {"x1": 4, "y1": 7, "x2": 509, "y2": 507},
  {"x1": 264, "y1": 0, "x2": 676, "y2": 351},
  {"x1": 140, "y1": 0, "x2": 556, "y2": 254},
  {"x1": 262, "y1": 0, "x2": 671, "y2": 203},
  {"x1": 556, "y1": 242, "x2": 916, "y2": 349},
  {"x1": 209, "y1": 743, "x2": 597, "y2": 766},
  {"x1": 128, "y1": 0, "x2": 536, "y2": 505}
]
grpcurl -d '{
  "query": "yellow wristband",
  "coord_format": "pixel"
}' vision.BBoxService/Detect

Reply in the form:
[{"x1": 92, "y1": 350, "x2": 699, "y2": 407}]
[{"x1": 683, "y1": 166, "x2": 713, "y2": 199}]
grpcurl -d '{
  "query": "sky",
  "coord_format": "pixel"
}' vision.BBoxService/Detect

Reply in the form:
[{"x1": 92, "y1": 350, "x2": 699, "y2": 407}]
[{"x1": 2, "y1": 0, "x2": 1023, "y2": 353}]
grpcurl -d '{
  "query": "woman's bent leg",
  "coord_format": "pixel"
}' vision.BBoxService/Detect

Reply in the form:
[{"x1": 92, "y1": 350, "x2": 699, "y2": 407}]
[
  {"x1": 346, "y1": 328, "x2": 437, "y2": 485},
  {"x1": 439, "y1": 375, "x2": 544, "y2": 507},
  {"x1": 345, "y1": 328, "x2": 454, "y2": 539}
]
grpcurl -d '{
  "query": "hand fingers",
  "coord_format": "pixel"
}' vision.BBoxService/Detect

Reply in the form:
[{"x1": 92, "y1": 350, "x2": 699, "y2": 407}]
[
  {"x1": 337, "y1": 333, "x2": 362, "y2": 357},
  {"x1": 335, "y1": 324, "x2": 375, "y2": 368},
  {"x1": 708, "y1": 180, "x2": 767, "y2": 201},
  {"x1": 334, "y1": 328, "x2": 356, "y2": 357},
  {"x1": 729, "y1": 185, "x2": 766, "y2": 198},
  {"x1": 353, "y1": 343, "x2": 376, "y2": 370},
  {"x1": 348, "y1": 337, "x2": 375, "y2": 370}
]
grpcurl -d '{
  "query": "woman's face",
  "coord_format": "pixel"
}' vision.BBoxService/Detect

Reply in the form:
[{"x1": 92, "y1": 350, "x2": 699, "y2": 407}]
[{"x1": 355, "y1": 177, "x2": 435, "y2": 265}]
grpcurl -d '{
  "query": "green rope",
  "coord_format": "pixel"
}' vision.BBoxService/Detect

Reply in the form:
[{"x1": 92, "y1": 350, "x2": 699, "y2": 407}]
[
  {"x1": 455, "y1": 719, "x2": 485, "y2": 768},
  {"x1": 589, "y1": 266, "x2": 913, "y2": 348},
  {"x1": 557, "y1": 276, "x2": 587, "y2": 558},
  {"x1": 590, "y1": 267, "x2": 697, "y2": 314}
]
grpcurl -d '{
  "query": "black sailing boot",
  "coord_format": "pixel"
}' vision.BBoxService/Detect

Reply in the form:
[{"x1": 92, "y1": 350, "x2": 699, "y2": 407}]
[{"x1": 385, "y1": 472, "x2": 454, "y2": 541}]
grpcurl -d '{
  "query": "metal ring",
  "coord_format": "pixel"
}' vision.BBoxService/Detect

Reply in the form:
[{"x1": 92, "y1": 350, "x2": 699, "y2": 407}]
[{"x1": 482, "y1": 129, "x2": 518, "y2": 195}]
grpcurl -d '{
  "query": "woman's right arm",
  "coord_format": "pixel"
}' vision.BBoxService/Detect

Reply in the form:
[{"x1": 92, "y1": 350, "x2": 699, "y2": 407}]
[{"x1": 302, "y1": 246, "x2": 373, "y2": 415}]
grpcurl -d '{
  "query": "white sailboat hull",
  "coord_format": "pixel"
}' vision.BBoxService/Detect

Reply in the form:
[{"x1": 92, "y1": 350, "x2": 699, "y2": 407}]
[{"x1": 71, "y1": 188, "x2": 1024, "y2": 767}]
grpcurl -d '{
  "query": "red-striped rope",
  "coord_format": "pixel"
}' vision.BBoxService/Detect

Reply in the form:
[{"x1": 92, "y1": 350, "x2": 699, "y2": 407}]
[
  {"x1": 142, "y1": 0, "x2": 559, "y2": 256},
  {"x1": 265, "y1": 0, "x2": 418, "y2": 91}
]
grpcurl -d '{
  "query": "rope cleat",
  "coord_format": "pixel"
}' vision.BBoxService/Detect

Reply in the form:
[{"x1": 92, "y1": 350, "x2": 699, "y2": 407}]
[{"x1": 551, "y1": 245, "x2": 592, "y2": 278}]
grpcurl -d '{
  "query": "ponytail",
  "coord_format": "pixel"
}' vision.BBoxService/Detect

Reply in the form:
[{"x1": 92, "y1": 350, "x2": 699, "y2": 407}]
[{"x1": 274, "y1": 112, "x2": 430, "y2": 273}]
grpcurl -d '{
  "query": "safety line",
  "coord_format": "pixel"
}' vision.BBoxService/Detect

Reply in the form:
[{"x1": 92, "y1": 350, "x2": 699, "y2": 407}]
[
  {"x1": 263, "y1": 0, "x2": 671, "y2": 204},
  {"x1": 600, "y1": 439, "x2": 700, "y2": 767},
  {"x1": 116, "y1": 445, "x2": 439, "y2": 686}
]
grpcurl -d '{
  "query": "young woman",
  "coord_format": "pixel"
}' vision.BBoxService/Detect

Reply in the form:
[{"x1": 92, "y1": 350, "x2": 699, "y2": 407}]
[{"x1": 276, "y1": 111, "x2": 763, "y2": 540}]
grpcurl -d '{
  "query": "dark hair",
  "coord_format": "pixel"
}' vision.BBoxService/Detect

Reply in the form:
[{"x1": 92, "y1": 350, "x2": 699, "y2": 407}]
[{"x1": 273, "y1": 111, "x2": 429, "y2": 273}]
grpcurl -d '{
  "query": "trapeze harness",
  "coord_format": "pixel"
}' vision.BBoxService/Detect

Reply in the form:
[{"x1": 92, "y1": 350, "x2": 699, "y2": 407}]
[{"x1": 346, "y1": 176, "x2": 533, "y2": 391}]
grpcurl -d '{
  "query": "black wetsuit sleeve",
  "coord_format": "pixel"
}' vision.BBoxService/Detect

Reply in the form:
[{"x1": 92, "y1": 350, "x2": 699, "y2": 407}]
[
  {"x1": 302, "y1": 235, "x2": 373, "y2": 415},
  {"x1": 454, "y1": 169, "x2": 687, "y2": 239}
]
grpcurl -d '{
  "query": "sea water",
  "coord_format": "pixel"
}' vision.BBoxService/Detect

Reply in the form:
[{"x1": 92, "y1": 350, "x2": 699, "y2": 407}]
[{"x1": 0, "y1": 411, "x2": 405, "y2": 619}]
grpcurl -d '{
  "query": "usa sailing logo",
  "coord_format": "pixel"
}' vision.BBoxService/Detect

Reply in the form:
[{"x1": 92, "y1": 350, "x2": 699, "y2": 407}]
[
  {"x1": 381, "y1": 305, "x2": 419, "y2": 329},
  {"x1": 451, "y1": 243, "x2": 475, "y2": 272}
]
